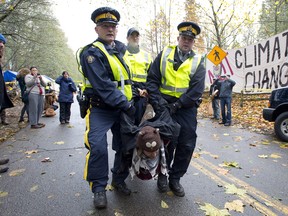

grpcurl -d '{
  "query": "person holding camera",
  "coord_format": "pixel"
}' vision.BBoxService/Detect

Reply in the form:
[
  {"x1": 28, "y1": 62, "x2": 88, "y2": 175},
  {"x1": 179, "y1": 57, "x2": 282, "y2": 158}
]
[
  {"x1": 55, "y1": 71, "x2": 77, "y2": 124},
  {"x1": 24, "y1": 66, "x2": 46, "y2": 129}
]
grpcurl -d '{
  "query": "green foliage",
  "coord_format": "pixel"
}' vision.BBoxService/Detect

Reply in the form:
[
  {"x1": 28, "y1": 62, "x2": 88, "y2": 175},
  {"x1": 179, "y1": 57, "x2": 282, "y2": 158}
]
[
  {"x1": 0, "y1": 0, "x2": 79, "y2": 80},
  {"x1": 258, "y1": 0, "x2": 288, "y2": 39}
]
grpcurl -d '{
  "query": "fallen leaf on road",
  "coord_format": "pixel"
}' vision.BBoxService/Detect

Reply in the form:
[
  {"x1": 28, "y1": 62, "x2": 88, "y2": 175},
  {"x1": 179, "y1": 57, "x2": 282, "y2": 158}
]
[
  {"x1": 225, "y1": 184, "x2": 246, "y2": 196},
  {"x1": 224, "y1": 200, "x2": 244, "y2": 213},
  {"x1": 258, "y1": 155, "x2": 268, "y2": 159},
  {"x1": 232, "y1": 136, "x2": 242, "y2": 142},
  {"x1": 54, "y1": 141, "x2": 64, "y2": 145},
  {"x1": 280, "y1": 144, "x2": 288, "y2": 149},
  {"x1": 0, "y1": 191, "x2": 8, "y2": 197},
  {"x1": 167, "y1": 191, "x2": 174, "y2": 196},
  {"x1": 105, "y1": 184, "x2": 114, "y2": 191},
  {"x1": 25, "y1": 150, "x2": 38, "y2": 154},
  {"x1": 161, "y1": 200, "x2": 169, "y2": 208},
  {"x1": 217, "y1": 168, "x2": 229, "y2": 175},
  {"x1": 199, "y1": 203, "x2": 230, "y2": 216},
  {"x1": 41, "y1": 157, "x2": 52, "y2": 162},
  {"x1": 220, "y1": 161, "x2": 241, "y2": 169},
  {"x1": 30, "y1": 185, "x2": 39, "y2": 192},
  {"x1": 114, "y1": 210, "x2": 124, "y2": 216},
  {"x1": 9, "y1": 169, "x2": 26, "y2": 176},
  {"x1": 270, "y1": 153, "x2": 281, "y2": 159}
]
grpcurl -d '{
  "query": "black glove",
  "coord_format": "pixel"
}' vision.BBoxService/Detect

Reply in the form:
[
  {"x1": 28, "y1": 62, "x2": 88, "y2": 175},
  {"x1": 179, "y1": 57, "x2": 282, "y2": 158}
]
[
  {"x1": 124, "y1": 104, "x2": 136, "y2": 117},
  {"x1": 167, "y1": 101, "x2": 182, "y2": 115}
]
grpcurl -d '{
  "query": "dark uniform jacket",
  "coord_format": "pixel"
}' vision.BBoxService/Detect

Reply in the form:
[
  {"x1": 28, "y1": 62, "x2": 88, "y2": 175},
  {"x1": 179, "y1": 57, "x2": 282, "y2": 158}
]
[{"x1": 80, "y1": 38, "x2": 131, "y2": 111}]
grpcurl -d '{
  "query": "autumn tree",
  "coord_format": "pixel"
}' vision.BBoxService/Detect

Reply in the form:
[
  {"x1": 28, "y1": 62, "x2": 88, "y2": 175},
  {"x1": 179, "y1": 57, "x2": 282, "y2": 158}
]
[
  {"x1": 184, "y1": 0, "x2": 206, "y2": 54},
  {"x1": 258, "y1": 0, "x2": 288, "y2": 39},
  {"x1": 195, "y1": 0, "x2": 259, "y2": 50}
]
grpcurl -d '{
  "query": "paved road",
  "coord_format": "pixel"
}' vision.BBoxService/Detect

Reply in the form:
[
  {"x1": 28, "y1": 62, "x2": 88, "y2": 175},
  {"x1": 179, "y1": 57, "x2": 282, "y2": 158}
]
[{"x1": 0, "y1": 102, "x2": 287, "y2": 216}]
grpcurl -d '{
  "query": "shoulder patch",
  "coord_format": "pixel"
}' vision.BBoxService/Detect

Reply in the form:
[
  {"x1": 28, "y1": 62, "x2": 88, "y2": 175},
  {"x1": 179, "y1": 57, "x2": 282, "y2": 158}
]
[{"x1": 86, "y1": 55, "x2": 95, "y2": 64}]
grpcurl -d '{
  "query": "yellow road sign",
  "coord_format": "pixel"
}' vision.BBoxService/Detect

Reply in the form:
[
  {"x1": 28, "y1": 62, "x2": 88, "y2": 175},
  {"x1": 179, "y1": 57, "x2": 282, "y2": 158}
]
[{"x1": 207, "y1": 45, "x2": 227, "y2": 65}]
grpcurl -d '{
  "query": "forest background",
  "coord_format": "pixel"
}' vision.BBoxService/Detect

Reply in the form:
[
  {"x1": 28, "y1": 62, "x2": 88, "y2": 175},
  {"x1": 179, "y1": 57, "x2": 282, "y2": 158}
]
[{"x1": 0, "y1": 0, "x2": 287, "y2": 82}]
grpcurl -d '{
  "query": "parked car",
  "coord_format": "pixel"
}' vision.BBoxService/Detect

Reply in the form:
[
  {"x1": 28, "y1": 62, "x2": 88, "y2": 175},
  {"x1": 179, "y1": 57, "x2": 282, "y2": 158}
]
[{"x1": 263, "y1": 87, "x2": 288, "y2": 142}]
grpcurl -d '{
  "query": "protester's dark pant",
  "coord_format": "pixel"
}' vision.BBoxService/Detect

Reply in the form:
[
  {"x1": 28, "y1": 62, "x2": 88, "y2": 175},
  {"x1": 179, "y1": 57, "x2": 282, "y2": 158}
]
[
  {"x1": 134, "y1": 96, "x2": 147, "y2": 126},
  {"x1": 220, "y1": 97, "x2": 232, "y2": 124},
  {"x1": 166, "y1": 107, "x2": 198, "y2": 180},
  {"x1": 84, "y1": 107, "x2": 129, "y2": 193},
  {"x1": 20, "y1": 103, "x2": 29, "y2": 120},
  {"x1": 212, "y1": 98, "x2": 220, "y2": 119},
  {"x1": 59, "y1": 102, "x2": 71, "y2": 122}
]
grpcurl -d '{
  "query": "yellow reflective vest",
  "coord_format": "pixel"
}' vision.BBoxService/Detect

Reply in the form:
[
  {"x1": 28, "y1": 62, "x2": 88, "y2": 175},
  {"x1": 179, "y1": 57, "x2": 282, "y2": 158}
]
[
  {"x1": 124, "y1": 50, "x2": 152, "y2": 83},
  {"x1": 77, "y1": 41, "x2": 133, "y2": 101},
  {"x1": 159, "y1": 45, "x2": 202, "y2": 98}
]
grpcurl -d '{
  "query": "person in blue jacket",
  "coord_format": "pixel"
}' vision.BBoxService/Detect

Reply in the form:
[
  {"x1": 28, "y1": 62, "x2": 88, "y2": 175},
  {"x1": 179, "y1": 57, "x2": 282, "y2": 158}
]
[{"x1": 55, "y1": 71, "x2": 77, "y2": 124}]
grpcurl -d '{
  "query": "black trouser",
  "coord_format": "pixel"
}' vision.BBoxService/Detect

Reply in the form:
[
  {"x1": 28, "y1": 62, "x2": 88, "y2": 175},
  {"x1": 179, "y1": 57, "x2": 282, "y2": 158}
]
[
  {"x1": 59, "y1": 102, "x2": 72, "y2": 122},
  {"x1": 134, "y1": 96, "x2": 148, "y2": 126}
]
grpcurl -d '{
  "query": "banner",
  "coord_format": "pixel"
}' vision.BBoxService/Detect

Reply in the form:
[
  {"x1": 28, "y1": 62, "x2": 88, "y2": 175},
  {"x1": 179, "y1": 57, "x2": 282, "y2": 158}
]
[{"x1": 205, "y1": 29, "x2": 288, "y2": 93}]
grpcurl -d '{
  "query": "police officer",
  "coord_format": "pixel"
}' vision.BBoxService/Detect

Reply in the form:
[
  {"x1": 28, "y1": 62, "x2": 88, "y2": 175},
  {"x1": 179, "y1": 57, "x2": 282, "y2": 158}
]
[
  {"x1": 146, "y1": 21, "x2": 206, "y2": 197},
  {"x1": 124, "y1": 28, "x2": 152, "y2": 125},
  {"x1": 78, "y1": 7, "x2": 135, "y2": 209}
]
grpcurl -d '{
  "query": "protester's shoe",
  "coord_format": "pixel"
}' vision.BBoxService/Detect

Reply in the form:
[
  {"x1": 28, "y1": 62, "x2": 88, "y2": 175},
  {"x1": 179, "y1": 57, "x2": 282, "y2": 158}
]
[
  {"x1": 31, "y1": 124, "x2": 42, "y2": 129},
  {"x1": 60, "y1": 120, "x2": 65, "y2": 124},
  {"x1": 111, "y1": 181, "x2": 131, "y2": 196},
  {"x1": 219, "y1": 122, "x2": 225, "y2": 124},
  {"x1": 169, "y1": 180, "x2": 185, "y2": 197},
  {"x1": 65, "y1": 120, "x2": 70, "y2": 123},
  {"x1": 38, "y1": 123, "x2": 45, "y2": 128},
  {"x1": 157, "y1": 173, "x2": 168, "y2": 192},
  {"x1": 0, "y1": 167, "x2": 9, "y2": 173},
  {"x1": 19, "y1": 118, "x2": 24, "y2": 123},
  {"x1": 0, "y1": 158, "x2": 9, "y2": 165},
  {"x1": 224, "y1": 123, "x2": 231, "y2": 126},
  {"x1": 93, "y1": 191, "x2": 107, "y2": 209},
  {"x1": 1, "y1": 121, "x2": 9, "y2": 125}
]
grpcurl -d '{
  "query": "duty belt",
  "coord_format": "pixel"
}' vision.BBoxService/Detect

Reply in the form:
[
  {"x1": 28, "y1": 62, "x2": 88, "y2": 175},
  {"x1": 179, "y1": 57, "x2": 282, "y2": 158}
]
[{"x1": 113, "y1": 79, "x2": 132, "y2": 88}]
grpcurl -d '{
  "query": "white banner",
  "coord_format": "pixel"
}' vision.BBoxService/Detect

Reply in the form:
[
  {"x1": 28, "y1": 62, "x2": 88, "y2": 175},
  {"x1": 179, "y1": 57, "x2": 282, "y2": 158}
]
[{"x1": 205, "y1": 29, "x2": 288, "y2": 93}]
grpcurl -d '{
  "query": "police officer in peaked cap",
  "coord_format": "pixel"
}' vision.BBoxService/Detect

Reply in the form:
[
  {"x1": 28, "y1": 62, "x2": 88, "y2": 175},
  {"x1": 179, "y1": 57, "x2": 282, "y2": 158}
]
[
  {"x1": 146, "y1": 20, "x2": 206, "y2": 197},
  {"x1": 78, "y1": 7, "x2": 135, "y2": 209},
  {"x1": 177, "y1": 21, "x2": 201, "y2": 38}
]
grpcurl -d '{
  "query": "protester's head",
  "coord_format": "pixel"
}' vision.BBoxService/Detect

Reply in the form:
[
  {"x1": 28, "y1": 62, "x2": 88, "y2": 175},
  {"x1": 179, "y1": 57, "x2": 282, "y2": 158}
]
[
  {"x1": 177, "y1": 21, "x2": 200, "y2": 54},
  {"x1": 0, "y1": 33, "x2": 6, "y2": 59},
  {"x1": 127, "y1": 27, "x2": 140, "y2": 45},
  {"x1": 18, "y1": 68, "x2": 30, "y2": 77},
  {"x1": 62, "y1": 71, "x2": 69, "y2": 78},
  {"x1": 30, "y1": 66, "x2": 38, "y2": 76},
  {"x1": 136, "y1": 126, "x2": 161, "y2": 159},
  {"x1": 91, "y1": 7, "x2": 120, "y2": 45}
]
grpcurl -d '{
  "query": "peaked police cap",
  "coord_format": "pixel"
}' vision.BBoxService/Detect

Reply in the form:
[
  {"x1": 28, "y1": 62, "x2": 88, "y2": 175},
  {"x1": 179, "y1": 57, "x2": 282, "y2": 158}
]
[
  {"x1": 177, "y1": 21, "x2": 201, "y2": 38},
  {"x1": 91, "y1": 7, "x2": 120, "y2": 24}
]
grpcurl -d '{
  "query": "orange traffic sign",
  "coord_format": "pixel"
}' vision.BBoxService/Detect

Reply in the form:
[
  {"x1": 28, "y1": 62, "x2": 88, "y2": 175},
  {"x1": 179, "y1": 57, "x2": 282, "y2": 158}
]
[{"x1": 207, "y1": 45, "x2": 227, "y2": 65}]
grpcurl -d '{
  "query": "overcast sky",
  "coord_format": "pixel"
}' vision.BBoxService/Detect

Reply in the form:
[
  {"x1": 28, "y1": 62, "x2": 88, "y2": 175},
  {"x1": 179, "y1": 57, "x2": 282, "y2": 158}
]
[{"x1": 51, "y1": 0, "x2": 185, "y2": 52}]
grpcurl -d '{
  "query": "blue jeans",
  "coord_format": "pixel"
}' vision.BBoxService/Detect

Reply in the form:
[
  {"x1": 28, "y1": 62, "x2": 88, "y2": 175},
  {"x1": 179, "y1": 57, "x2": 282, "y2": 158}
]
[
  {"x1": 220, "y1": 97, "x2": 232, "y2": 124},
  {"x1": 212, "y1": 98, "x2": 220, "y2": 119}
]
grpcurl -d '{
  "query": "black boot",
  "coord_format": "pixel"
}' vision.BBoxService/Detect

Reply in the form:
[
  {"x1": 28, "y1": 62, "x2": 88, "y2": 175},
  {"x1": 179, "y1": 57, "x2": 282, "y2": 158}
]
[
  {"x1": 93, "y1": 191, "x2": 107, "y2": 209},
  {"x1": 157, "y1": 173, "x2": 168, "y2": 192},
  {"x1": 0, "y1": 167, "x2": 9, "y2": 173},
  {"x1": 0, "y1": 158, "x2": 9, "y2": 165},
  {"x1": 169, "y1": 179, "x2": 185, "y2": 197},
  {"x1": 111, "y1": 181, "x2": 131, "y2": 196}
]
